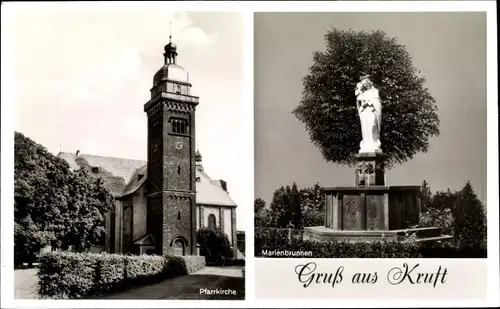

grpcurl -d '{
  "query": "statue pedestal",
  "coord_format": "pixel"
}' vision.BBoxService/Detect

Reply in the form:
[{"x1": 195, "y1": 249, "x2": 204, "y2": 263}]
[
  {"x1": 355, "y1": 152, "x2": 387, "y2": 186},
  {"x1": 304, "y1": 153, "x2": 453, "y2": 243}
]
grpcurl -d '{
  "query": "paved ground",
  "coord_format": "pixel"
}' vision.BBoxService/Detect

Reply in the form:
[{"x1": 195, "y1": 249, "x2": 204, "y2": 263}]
[
  {"x1": 15, "y1": 266, "x2": 244, "y2": 300},
  {"x1": 14, "y1": 268, "x2": 39, "y2": 299},
  {"x1": 193, "y1": 266, "x2": 244, "y2": 277},
  {"x1": 98, "y1": 266, "x2": 245, "y2": 300}
]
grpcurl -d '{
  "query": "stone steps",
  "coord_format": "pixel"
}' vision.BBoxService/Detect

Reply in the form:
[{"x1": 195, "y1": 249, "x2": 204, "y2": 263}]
[
  {"x1": 303, "y1": 226, "x2": 454, "y2": 243},
  {"x1": 394, "y1": 227, "x2": 443, "y2": 239}
]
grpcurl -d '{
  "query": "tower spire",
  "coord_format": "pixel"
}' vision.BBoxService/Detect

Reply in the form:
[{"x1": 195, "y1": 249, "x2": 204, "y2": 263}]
[
  {"x1": 195, "y1": 142, "x2": 203, "y2": 169},
  {"x1": 169, "y1": 21, "x2": 172, "y2": 43},
  {"x1": 164, "y1": 22, "x2": 177, "y2": 65}
]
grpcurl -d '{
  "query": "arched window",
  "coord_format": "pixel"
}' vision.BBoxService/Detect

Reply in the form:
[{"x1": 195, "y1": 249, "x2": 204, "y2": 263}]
[
  {"x1": 208, "y1": 214, "x2": 217, "y2": 229},
  {"x1": 172, "y1": 238, "x2": 186, "y2": 256},
  {"x1": 171, "y1": 118, "x2": 188, "y2": 134}
]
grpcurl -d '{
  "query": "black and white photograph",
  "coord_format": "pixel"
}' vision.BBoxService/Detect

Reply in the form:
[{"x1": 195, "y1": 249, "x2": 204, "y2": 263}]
[
  {"x1": 2, "y1": 1, "x2": 499, "y2": 308},
  {"x1": 5, "y1": 8, "x2": 246, "y2": 300},
  {"x1": 254, "y1": 12, "x2": 489, "y2": 259}
]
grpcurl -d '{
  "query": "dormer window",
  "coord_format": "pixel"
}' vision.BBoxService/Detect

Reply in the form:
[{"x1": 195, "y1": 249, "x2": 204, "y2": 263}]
[
  {"x1": 171, "y1": 118, "x2": 188, "y2": 134},
  {"x1": 92, "y1": 167, "x2": 99, "y2": 173}
]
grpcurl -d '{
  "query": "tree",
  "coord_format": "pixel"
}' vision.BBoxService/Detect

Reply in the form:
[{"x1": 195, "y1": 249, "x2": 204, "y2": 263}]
[
  {"x1": 269, "y1": 186, "x2": 288, "y2": 228},
  {"x1": 254, "y1": 198, "x2": 266, "y2": 213},
  {"x1": 197, "y1": 227, "x2": 232, "y2": 264},
  {"x1": 58, "y1": 169, "x2": 114, "y2": 252},
  {"x1": 429, "y1": 189, "x2": 457, "y2": 211},
  {"x1": 290, "y1": 183, "x2": 301, "y2": 228},
  {"x1": 14, "y1": 216, "x2": 53, "y2": 267},
  {"x1": 254, "y1": 198, "x2": 270, "y2": 228},
  {"x1": 454, "y1": 181, "x2": 486, "y2": 248},
  {"x1": 299, "y1": 183, "x2": 324, "y2": 228},
  {"x1": 420, "y1": 180, "x2": 432, "y2": 212},
  {"x1": 14, "y1": 132, "x2": 114, "y2": 263},
  {"x1": 293, "y1": 29, "x2": 439, "y2": 167}
]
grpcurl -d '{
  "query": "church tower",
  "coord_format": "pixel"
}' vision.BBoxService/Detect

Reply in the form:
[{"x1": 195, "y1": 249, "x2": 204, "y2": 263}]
[{"x1": 144, "y1": 35, "x2": 199, "y2": 256}]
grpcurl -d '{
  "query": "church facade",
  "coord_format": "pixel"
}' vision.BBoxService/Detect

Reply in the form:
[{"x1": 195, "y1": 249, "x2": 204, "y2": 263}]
[{"x1": 57, "y1": 38, "x2": 239, "y2": 258}]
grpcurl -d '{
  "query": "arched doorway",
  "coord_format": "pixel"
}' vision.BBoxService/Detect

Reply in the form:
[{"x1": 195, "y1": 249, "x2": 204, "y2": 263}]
[
  {"x1": 172, "y1": 237, "x2": 186, "y2": 256},
  {"x1": 208, "y1": 214, "x2": 217, "y2": 229}
]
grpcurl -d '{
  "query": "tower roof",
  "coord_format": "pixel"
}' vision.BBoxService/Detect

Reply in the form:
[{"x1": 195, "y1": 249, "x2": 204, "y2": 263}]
[
  {"x1": 153, "y1": 33, "x2": 189, "y2": 85},
  {"x1": 195, "y1": 149, "x2": 203, "y2": 162}
]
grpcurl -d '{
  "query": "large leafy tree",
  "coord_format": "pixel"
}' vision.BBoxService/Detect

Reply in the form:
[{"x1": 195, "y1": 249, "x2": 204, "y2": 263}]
[
  {"x1": 14, "y1": 132, "x2": 114, "y2": 264},
  {"x1": 293, "y1": 29, "x2": 439, "y2": 167},
  {"x1": 57, "y1": 169, "x2": 114, "y2": 252}
]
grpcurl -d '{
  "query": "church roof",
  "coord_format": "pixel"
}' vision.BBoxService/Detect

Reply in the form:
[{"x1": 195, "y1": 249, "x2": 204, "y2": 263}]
[
  {"x1": 57, "y1": 152, "x2": 237, "y2": 207},
  {"x1": 57, "y1": 152, "x2": 145, "y2": 184},
  {"x1": 196, "y1": 168, "x2": 237, "y2": 207}
]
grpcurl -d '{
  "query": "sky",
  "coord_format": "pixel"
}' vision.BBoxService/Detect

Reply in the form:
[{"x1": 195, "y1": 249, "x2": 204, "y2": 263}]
[
  {"x1": 255, "y1": 12, "x2": 487, "y2": 204},
  {"x1": 7, "y1": 7, "x2": 248, "y2": 230}
]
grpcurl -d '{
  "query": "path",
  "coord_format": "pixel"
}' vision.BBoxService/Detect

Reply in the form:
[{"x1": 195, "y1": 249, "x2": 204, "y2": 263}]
[
  {"x1": 15, "y1": 268, "x2": 39, "y2": 299},
  {"x1": 97, "y1": 266, "x2": 245, "y2": 300}
]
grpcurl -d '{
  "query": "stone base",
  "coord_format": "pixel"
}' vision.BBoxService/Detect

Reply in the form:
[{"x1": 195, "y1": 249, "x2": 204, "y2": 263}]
[
  {"x1": 303, "y1": 226, "x2": 453, "y2": 243},
  {"x1": 323, "y1": 186, "x2": 421, "y2": 231},
  {"x1": 355, "y1": 152, "x2": 387, "y2": 186}
]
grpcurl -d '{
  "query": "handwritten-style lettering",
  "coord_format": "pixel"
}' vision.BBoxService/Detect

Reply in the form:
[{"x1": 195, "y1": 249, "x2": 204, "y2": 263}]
[
  {"x1": 387, "y1": 263, "x2": 448, "y2": 287},
  {"x1": 294, "y1": 262, "x2": 344, "y2": 288}
]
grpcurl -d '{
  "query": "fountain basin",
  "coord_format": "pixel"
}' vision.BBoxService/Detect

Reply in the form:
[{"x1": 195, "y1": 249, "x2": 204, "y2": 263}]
[{"x1": 303, "y1": 186, "x2": 452, "y2": 243}]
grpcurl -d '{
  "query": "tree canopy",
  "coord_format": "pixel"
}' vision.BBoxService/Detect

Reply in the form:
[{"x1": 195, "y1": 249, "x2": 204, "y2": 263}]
[
  {"x1": 255, "y1": 182, "x2": 324, "y2": 229},
  {"x1": 420, "y1": 179, "x2": 486, "y2": 249},
  {"x1": 14, "y1": 132, "x2": 114, "y2": 264},
  {"x1": 197, "y1": 227, "x2": 233, "y2": 263},
  {"x1": 293, "y1": 29, "x2": 440, "y2": 167}
]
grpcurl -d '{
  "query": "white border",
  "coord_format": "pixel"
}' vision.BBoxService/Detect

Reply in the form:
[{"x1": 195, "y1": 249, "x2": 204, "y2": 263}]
[{"x1": 1, "y1": 1, "x2": 498, "y2": 308}]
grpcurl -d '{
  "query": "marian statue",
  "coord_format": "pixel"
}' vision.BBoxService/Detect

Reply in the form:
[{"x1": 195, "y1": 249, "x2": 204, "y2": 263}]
[{"x1": 355, "y1": 75, "x2": 382, "y2": 153}]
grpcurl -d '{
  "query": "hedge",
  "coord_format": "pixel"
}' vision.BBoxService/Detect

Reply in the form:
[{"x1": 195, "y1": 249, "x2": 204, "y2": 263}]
[
  {"x1": 38, "y1": 252, "x2": 206, "y2": 299},
  {"x1": 255, "y1": 228, "x2": 486, "y2": 258}
]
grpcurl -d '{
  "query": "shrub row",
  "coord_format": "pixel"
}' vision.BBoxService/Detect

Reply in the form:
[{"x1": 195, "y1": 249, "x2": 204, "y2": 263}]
[
  {"x1": 255, "y1": 228, "x2": 486, "y2": 258},
  {"x1": 38, "y1": 252, "x2": 206, "y2": 299}
]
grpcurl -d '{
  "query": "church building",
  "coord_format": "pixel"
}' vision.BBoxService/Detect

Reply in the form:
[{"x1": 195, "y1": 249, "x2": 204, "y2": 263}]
[{"x1": 57, "y1": 37, "x2": 239, "y2": 258}]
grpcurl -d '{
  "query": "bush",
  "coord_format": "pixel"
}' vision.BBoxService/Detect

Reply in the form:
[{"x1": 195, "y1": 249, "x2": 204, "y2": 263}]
[
  {"x1": 177, "y1": 255, "x2": 206, "y2": 274},
  {"x1": 38, "y1": 252, "x2": 206, "y2": 299},
  {"x1": 255, "y1": 228, "x2": 303, "y2": 253},
  {"x1": 420, "y1": 207, "x2": 454, "y2": 235},
  {"x1": 197, "y1": 227, "x2": 233, "y2": 263}
]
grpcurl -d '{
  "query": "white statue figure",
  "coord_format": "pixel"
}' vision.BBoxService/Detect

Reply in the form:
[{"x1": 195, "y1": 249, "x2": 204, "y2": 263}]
[{"x1": 355, "y1": 75, "x2": 382, "y2": 153}]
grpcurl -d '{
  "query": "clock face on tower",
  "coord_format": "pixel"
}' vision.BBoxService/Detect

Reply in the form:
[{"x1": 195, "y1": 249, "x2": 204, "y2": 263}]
[{"x1": 175, "y1": 139, "x2": 184, "y2": 150}]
